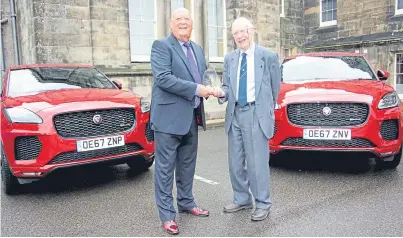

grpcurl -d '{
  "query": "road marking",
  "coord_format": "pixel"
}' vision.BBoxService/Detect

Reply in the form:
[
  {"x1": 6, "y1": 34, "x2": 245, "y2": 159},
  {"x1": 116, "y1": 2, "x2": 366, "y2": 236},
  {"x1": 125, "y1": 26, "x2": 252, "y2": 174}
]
[{"x1": 194, "y1": 175, "x2": 219, "y2": 185}]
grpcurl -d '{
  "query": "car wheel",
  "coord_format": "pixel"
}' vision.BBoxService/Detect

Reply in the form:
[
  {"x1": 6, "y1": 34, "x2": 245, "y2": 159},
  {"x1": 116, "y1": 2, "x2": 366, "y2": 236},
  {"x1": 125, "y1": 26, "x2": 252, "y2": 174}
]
[
  {"x1": 1, "y1": 145, "x2": 20, "y2": 195},
  {"x1": 127, "y1": 157, "x2": 154, "y2": 173},
  {"x1": 376, "y1": 147, "x2": 402, "y2": 170}
]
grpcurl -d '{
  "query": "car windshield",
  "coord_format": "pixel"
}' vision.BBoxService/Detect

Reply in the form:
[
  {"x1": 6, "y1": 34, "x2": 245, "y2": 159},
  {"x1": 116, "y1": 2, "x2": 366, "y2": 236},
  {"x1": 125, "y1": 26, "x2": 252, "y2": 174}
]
[
  {"x1": 281, "y1": 55, "x2": 377, "y2": 83},
  {"x1": 6, "y1": 67, "x2": 116, "y2": 97}
]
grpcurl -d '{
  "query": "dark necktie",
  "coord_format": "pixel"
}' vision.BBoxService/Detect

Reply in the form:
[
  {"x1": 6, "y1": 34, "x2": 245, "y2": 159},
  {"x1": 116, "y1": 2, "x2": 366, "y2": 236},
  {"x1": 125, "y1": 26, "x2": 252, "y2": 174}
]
[
  {"x1": 238, "y1": 52, "x2": 247, "y2": 106},
  {"x1": 183, "y1": 41, "x2": 201, "y2": 108}
]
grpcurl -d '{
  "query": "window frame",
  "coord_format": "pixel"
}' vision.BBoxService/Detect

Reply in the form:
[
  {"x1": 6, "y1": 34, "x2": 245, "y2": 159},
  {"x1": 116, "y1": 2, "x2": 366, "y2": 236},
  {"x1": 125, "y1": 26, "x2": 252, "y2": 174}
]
[
  {"x1": 394, "y1": 53, "x2": 403, "y2": 98},
  {"x1": 396, "y1": 0, "x2": 403, "y2": 15},
  {"x1": 128, "y1": 0, "x2": 158, "y2": 62},
  {"x1": 207, "y1": 0, "x2": 227, "y2": 63},
  {"x1": 319, "y1": 0, "x2": 337, "y2": 27},
  {"x1": 280, "y1": 0, "x2": 285, "y2": 17}
]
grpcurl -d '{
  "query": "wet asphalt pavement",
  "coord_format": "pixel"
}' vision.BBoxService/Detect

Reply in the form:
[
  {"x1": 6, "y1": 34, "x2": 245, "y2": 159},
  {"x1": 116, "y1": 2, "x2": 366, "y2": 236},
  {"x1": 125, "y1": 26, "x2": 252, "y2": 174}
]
[{"x1": 1, "y1": 125, "x2": 403, "y2": 236}]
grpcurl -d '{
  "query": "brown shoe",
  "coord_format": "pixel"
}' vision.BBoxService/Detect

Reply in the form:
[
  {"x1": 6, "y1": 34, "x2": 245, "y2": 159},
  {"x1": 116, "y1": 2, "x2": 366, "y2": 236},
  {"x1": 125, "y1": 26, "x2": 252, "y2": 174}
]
[
  {"x1": 179, "y1": 207, "x2": 209, "y2": 217},
  {"x1": 162, "y1": 220, "x2": 179, "y2": 235}
]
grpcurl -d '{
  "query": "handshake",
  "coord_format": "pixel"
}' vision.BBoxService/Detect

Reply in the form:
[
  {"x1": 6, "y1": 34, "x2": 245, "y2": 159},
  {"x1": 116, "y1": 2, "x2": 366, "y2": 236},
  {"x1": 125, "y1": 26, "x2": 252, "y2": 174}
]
[{"x1": 198, "y1": 85, "x2": 225, "y2": 98}]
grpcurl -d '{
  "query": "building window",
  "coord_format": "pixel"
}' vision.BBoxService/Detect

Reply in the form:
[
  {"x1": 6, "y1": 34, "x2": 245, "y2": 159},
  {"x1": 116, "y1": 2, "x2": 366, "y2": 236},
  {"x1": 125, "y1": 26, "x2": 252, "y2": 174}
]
[
  {"x1": 395, "y1": 53, "x2": 403, "y2": 96},
  {"x1": 208, "y1": 0, "x2": 227, "y2": 62},
  {"x1": 171, "y1": 0, "x2": 185, "y2": 11},
  {"x1": 396, "y1": 0, "x2": 403, "y2": 15},
  {"x1": 320, "y1": 0, "x2": 337, "y2": 27},
  {"x1": 128, "y1": 0, "x2": 157, "y2": 62},
  {"x1": 280, "y1": 0, "x2": 285, "y2": 17}
]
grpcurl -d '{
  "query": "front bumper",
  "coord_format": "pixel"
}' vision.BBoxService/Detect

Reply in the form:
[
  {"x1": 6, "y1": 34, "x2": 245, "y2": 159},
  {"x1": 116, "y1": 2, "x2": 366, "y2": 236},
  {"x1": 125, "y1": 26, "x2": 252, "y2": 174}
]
[
  {"x1": 269, "y1": 107, "x2": 403, "y2": 158},
  {"x1": 2, "y1": 119, "x2": 154, "y2": 179}
]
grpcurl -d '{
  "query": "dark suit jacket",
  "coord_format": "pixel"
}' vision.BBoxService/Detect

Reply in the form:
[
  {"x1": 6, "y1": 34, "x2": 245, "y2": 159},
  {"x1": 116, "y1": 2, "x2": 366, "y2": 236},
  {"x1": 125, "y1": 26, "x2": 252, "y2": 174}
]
[{"x1": 150, "y1": 33, "x2": 207, "y2": 135}]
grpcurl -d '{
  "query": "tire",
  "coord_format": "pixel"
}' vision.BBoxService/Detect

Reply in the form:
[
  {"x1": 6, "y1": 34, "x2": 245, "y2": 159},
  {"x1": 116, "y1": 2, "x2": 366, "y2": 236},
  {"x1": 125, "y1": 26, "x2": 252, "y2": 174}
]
[
  {"x1": 1, "y1": 145, "x2": 20, "y2": 195},
  {"x1": 127, "y1": 157, "x2": 154, "y2": 173},
  {"x1": 376, "y1": 148, "x2": 402, "y2": 170}
]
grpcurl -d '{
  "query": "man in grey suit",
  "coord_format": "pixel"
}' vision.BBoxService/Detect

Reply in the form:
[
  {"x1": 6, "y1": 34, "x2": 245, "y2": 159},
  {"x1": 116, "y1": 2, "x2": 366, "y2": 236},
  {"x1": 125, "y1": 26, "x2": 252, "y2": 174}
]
[
  {"x1": 150, "y1": 8, "x2": 214, "y2": 235},
  {"x1": 216, "y1": 17, "x2": 281, "y2": 221}
]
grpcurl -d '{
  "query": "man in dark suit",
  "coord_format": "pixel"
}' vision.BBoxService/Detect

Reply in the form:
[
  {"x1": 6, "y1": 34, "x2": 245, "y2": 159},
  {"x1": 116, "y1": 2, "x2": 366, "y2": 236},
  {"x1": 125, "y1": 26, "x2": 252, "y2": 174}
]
[{"x1": 150, "y1": 7, "x2": 213, "y2": 235}]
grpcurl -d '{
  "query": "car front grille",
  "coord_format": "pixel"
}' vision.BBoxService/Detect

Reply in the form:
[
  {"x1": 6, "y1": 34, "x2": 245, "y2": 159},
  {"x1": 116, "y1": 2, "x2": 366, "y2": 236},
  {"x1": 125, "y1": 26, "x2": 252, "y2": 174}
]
[
  {"x1": 287, "y1": 103, "x2": 369, "y2": 127},
  {"x1": 145, "y1": 123, "x2": 154, "y2": 142},
  {"x1": 48, "y1": 143, "x2": 143, "y2": 164},
  {"x1": 380, "y1": 119, "x2": 399, "y2": 140},
  {"x1": 15, "y1": 136, "x2": 42, "y2": 160},
  {"x1": 280, "y1": 137, "x2": 374, "y2": 148},
  {"x1": 54, "y1": 108, "x2": 136, "y2": 138}
]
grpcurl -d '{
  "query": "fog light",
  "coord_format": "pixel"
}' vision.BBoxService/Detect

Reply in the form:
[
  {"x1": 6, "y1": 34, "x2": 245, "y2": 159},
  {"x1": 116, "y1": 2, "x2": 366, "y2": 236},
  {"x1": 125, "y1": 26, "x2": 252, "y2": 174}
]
[
  {"x1": 380, "y1": 152, "x2": 393, "y2": 156},
  {"x1": 22, "y1": 172, "x2": 43, "y2": 177}
]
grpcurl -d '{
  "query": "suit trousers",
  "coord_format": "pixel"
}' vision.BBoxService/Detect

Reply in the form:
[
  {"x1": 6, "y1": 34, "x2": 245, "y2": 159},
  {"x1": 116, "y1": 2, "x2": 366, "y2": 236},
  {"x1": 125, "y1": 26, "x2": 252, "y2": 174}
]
[
  {"x1": 228, "y1": 104, "x2": 272, "y2": 210},
  {"x1": 154, "y1": 111, "x2": 198, "y2": 222}
]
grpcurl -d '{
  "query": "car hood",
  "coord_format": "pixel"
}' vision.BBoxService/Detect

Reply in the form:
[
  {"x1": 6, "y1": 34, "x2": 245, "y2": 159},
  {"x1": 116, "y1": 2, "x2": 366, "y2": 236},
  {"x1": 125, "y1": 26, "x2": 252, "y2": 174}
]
[
  {"x1": 2, "y1": 88, "x2": 142, "y2": 113},
  {"x1": 279, "y1": 80, "x2": 393, "y2": 105}
]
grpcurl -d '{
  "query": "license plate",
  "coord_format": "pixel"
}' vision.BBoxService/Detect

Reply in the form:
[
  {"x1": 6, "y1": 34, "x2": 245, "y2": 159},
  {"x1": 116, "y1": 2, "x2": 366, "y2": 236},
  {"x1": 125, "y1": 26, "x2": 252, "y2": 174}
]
[
  {"x1": 76, "y1": 135, "x2": 125, "y2": 152},
  {"x1": 303, "y1": 129, "x2": 351, "y2": 140}
]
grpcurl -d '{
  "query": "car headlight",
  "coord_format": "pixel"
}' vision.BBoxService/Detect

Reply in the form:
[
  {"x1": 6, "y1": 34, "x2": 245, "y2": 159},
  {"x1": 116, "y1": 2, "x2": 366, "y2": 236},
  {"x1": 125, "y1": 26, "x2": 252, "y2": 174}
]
[
  {"x1": 140, "y1": 98, "x2": 151, "y2": 113},
  {"x1": 3, "y1": 107, "x2": 43, "y2": 124},
  {"x1": 378, "y1": 92, "x2": 399, "y2": 109}
]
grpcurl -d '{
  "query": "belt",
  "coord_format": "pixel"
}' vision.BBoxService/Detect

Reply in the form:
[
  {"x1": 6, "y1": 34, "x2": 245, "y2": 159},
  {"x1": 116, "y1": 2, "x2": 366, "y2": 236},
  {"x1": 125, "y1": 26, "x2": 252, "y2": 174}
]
[{"x1": 235, "y1": 101, "x2": 255, "y2": 107}]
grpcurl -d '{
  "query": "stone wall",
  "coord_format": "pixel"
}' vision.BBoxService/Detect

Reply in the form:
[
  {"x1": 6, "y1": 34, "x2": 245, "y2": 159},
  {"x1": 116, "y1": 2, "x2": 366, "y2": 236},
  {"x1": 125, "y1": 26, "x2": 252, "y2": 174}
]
[
  {"x1": 280, "y1": 0, "x2": 305, "y2": 57},
  {"x1": 1, "y1": 0, "x2": 16, "y2": 71}
]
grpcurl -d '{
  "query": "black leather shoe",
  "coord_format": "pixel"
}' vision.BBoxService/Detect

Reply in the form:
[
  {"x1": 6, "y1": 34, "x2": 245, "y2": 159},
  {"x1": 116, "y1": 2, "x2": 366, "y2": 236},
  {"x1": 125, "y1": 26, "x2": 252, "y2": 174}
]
[
  {"x1": 251, "y1": 208, "x2": 270, "y2": 221},
  {"x1": 223, "y1": 203, "x2": 253, "y2": 213}
]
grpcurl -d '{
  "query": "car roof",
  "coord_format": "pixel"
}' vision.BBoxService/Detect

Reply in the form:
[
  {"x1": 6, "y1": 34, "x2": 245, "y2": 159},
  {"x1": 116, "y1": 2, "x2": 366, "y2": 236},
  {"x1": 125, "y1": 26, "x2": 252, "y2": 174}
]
[
  {"x1": 284, "y1": 52, "x2": 365, "y2": 60},
  {"x1": 6, "y1": 63, "x2": 94, "y2": 71}
]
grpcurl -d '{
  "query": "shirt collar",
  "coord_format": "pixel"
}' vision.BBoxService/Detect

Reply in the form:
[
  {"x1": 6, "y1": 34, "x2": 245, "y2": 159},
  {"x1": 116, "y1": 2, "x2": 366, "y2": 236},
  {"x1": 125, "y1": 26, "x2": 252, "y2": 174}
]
[{"x1": 240, "y1": 43, "x2": 256, "y2": 55}]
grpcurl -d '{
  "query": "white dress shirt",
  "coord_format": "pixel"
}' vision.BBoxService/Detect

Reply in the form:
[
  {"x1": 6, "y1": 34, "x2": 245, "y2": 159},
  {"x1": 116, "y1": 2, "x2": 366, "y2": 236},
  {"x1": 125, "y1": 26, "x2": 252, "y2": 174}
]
[{"x1": 236, "y1": 43, "x2": 256, "y2": 102}]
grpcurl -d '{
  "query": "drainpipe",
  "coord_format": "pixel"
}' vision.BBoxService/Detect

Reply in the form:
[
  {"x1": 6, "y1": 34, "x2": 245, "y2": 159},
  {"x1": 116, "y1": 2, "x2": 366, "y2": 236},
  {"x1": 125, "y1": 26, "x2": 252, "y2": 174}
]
[
  {"x1": 10, "y1": 0, "x2": 21, "y2": 65},
  {"x1": 1, "y1": 17, "x2": 8, "y2": 78}
]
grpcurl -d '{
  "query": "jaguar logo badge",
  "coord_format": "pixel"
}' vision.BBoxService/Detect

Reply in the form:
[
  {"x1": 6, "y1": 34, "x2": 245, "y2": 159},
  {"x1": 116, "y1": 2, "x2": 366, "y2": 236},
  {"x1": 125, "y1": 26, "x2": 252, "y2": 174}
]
[
  {"x1": 92, "y1": 114, "x2": 103, "y2": 124},
  {"x1": 322, "y1": 106, "x2": 332, "y2": 116}
]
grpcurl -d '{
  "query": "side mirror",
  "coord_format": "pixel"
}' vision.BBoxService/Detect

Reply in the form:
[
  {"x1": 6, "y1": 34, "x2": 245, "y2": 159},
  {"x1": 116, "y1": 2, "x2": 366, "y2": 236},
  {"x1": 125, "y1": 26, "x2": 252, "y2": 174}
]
[
  {"x1": 112, "y1": 80, "x2": 122, "y2": 89},
  {"x1": 377, "y1": 69, "x2": 390, "y2": 81}
]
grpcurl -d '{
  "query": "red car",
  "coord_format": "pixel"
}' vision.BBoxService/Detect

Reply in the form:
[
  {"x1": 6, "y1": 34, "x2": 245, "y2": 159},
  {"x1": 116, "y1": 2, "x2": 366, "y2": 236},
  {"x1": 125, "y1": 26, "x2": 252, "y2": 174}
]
[
  {"x1": 1, "y1": 64, "x2": 154, "y2": 194},
  {"x1": 270, "y1": 52, "x2": 402, "y2": 169}
]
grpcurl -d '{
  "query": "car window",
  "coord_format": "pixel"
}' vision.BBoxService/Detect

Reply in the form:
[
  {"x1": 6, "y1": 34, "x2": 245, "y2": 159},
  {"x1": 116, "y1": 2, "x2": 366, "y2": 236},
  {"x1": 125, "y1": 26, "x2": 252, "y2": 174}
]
[
  {"x1": 6, "y1": 67, "x2": 116, "y2": 97},
  {"x1": 281, "y1": 56, "x2": 377, "y2": 83}
]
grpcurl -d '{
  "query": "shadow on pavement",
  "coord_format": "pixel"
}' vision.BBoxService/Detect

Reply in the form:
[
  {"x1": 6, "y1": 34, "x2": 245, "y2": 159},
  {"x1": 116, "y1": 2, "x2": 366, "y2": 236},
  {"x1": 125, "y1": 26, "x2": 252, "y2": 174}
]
[
  {"x1": 16, "y1": 164, "x2": 151, "y2": 195},
  {"x1": 269, "y1": 151, "x2": 373, "y2": 174}
]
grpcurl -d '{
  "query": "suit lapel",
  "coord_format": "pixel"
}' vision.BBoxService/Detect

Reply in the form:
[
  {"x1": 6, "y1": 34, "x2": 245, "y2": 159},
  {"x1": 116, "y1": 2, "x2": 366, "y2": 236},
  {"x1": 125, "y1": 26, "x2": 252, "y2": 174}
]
[
  {"x1": 169, "y1": 34, "x2": 193, "y2": 78},
  {"x1": 230, "y1": 49, "x2": 240, "y2": 97},
  {"x1": 254, "y1": 45, "x2": 265, "y2": 99}
]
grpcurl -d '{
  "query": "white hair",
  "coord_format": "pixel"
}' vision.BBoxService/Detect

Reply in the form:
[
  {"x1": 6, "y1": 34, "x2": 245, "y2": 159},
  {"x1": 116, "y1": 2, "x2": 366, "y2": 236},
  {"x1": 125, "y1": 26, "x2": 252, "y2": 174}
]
[
  {"x1": 232, "y1": 17, "x2": 255, "y2": 30},
  {"x1": 171, "y1": 7, "x2": 191, "y2": 20}
]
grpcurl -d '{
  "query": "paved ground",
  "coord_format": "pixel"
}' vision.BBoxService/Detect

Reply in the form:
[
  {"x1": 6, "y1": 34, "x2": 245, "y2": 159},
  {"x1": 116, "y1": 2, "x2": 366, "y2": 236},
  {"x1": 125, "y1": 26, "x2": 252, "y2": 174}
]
[{"x1": 1, "y1": 125, "x2": 403, "y2": 236}]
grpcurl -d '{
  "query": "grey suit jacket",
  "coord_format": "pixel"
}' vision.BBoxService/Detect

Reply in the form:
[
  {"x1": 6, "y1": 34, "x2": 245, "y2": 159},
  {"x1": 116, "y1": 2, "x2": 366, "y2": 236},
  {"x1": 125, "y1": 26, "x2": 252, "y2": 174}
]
[
  {"x1": 219, "y1": 44, "x2": 281, "y2": 139},
  {"x1": 150, "y1": 33, "x2": 207, "y2": 135}
]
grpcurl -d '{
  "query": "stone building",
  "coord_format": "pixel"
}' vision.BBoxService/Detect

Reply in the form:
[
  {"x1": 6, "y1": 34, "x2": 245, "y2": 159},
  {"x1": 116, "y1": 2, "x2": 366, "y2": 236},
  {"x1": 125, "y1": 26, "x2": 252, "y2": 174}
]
[
  {"x1": 280, "y1": 0, "x2": 403, "y2": 96},
  {"x1": 1, "y1": 0, "x2": 403, "y2": 120},
  {"x1": 0, "y1": 0, "x2": 280, "y2": 121}
]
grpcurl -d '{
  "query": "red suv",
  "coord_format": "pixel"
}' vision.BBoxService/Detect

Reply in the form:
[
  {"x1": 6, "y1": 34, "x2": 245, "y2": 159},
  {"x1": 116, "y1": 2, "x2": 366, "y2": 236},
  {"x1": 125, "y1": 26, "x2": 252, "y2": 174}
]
[
  {"x1": 270, "y1": 52, "x2": 402, "y2": 169},
  {"x1": 1, "y1": 64, "x2": 154, "y2": 194}
]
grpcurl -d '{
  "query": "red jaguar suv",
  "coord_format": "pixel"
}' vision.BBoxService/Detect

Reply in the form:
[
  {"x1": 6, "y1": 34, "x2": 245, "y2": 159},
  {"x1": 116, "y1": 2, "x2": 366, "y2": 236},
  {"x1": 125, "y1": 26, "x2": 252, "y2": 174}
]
[
  {"x1": 1, "y1": 64, "x2": 154, "y2": 194},
  {"x1": 270, "y1": 52, "x2": 402, "y2": 169}
]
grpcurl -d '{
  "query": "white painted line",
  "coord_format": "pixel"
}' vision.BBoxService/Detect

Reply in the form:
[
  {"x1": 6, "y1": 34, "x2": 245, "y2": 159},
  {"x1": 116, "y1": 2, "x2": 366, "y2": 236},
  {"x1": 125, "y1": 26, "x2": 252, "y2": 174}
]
[{"x1": 194, "y1": 175, "x2": 219, "y2": 185}]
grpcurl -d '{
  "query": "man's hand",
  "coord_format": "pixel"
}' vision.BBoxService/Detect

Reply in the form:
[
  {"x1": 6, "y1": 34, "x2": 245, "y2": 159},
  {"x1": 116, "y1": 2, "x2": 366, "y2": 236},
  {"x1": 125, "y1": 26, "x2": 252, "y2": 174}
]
[
  {"x1": 210, "y1": 87, "x2": 225, "y2": 98},
  {"x1": 197, "y1": 85, "x2": 213, "y2": 97}
]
